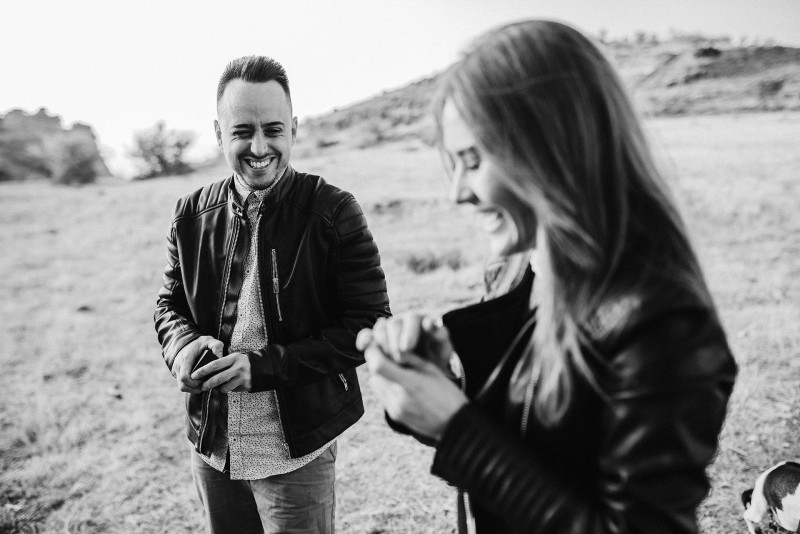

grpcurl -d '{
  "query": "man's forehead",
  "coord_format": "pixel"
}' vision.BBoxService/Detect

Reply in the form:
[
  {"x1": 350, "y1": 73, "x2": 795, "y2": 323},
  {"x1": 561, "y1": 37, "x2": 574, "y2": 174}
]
[{"x1": 217, "y1": 79, "x2": 292, "y2": 122}]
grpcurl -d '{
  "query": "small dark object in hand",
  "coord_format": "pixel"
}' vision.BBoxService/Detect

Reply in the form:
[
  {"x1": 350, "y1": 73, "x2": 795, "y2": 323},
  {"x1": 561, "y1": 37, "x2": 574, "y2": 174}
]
[{"x1": 192, "y1": 348, "x2": 222, "y2": 378}]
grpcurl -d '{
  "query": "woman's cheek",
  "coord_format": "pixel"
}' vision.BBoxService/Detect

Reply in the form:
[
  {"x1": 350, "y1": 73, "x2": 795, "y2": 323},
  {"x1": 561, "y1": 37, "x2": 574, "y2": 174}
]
[{"x1": 505, "y1": 197, "x2": 538, "y2": 253}]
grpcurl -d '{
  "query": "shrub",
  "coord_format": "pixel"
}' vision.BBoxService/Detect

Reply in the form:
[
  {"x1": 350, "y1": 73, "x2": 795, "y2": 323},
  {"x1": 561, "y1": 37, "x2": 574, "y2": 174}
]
[
  {"x1": 51, "y1": 140, "x2": 97, "y2": 185},
  {"x1": 130, "y1": 121, "x2": 194, "y2": 179},
  {"x1": 758, "y1": 79, "x2": 785, "y2": 103},
  {"x1": 404, "y1": 250, "x2": 464, "y2": 274},
  {"x1": 694, "y1": 46, "x2": 722, "y2": 58}
]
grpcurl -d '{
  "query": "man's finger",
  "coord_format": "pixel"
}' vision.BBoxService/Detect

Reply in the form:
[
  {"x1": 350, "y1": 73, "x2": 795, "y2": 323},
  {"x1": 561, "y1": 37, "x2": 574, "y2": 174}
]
[
  {"x1": 178, "y1": 382, "x2": 203, "y2": 394},
  {"x1": 191, "y1": 357, "x2": 228, "y2": 381},
  {"x1": 201, "y1": 368, "x2": 235, "y2": 391},
  {"x1": 218, "y1": 376, "x2": 242, "y2": 394},
  {"x1": 207, "y1": 338, "x2": 224, "y2": 357}
]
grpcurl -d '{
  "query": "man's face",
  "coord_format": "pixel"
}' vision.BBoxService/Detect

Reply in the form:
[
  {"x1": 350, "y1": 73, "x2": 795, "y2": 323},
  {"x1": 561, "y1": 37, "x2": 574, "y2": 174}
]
[{"x1": 215, "y1": 79, "x2": 297, "y2": 190}]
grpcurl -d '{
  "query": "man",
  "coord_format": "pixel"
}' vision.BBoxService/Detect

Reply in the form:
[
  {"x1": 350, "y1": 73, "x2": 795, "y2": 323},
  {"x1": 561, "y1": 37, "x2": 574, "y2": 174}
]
[{"x1": 154, "y1": 55, "x2": 390, "y2": 533}]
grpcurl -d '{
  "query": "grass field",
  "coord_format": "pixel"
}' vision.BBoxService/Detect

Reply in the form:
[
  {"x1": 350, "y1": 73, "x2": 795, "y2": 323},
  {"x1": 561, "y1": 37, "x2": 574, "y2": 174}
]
[{"x1": 1, "y1": 112, "x2": 799, "y2": 533}]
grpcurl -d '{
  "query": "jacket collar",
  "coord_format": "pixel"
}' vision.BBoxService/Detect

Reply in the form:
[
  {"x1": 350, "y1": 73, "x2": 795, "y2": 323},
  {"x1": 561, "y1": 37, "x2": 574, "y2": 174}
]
[{"x1": 226, "y1": 166, "x2": 298, "y2": 220}]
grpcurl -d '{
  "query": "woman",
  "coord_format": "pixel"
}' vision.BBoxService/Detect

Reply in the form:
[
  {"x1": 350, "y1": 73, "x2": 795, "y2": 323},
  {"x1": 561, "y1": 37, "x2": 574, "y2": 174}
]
[{"x1": 357, "y1": 20, "x2": 737, "y2": 533}]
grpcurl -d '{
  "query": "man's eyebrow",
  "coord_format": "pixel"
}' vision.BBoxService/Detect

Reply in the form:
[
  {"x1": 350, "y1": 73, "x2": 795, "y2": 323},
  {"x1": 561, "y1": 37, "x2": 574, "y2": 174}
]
[{"x1": 230, "y1": 121, "x2": 284, "y2": 130}]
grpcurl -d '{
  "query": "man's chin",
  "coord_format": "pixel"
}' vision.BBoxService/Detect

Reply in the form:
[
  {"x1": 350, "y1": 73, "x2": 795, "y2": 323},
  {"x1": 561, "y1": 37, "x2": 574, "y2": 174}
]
[{"x1": 237, "y1": 170, "x2": 279, "y2": 190}]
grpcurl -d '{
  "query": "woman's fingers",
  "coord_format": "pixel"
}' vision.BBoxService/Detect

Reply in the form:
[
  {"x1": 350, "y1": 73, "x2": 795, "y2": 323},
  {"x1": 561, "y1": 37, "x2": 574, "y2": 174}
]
[
  {"x1": 355, "y1": 328, "x2": 373, "y2": 351},
  {"x1": 383, "y1": 317, "x2": 404, "y2": 361},
  {"x1": 398, "y1": 315, "x2": 423, "y2": 354},
  {"x1": 364, "y1": 342, "x2": 435, "y2": 383}
]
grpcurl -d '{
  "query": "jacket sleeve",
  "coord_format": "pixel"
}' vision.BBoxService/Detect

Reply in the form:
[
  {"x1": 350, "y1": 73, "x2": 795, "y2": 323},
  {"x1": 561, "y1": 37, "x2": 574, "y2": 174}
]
[
  {"x1": 430, "y1": 316, "x2": 736, "y2": 534},
  {"x1": 154, "y1": 207, "x2": 202, "y2": 373},
  {"x1": 248, "y1": 196, "x2": 391, "y2": 390}
]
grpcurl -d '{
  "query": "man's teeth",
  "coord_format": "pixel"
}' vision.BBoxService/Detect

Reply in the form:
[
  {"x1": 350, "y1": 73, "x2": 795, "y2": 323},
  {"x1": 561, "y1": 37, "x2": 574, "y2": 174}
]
[{"x1": 248, "y1": 158, "x2": 272, "y2": 169}]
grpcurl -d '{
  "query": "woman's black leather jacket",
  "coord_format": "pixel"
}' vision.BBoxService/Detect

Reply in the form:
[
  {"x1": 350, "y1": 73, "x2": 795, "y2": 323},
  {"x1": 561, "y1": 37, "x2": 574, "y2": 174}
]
[
  {"x1": 432, "y1": 267, "x2": 737, "y2": 533},
  {"x1": 154, "y1": 169, "x2": 390, "y2": 457}
]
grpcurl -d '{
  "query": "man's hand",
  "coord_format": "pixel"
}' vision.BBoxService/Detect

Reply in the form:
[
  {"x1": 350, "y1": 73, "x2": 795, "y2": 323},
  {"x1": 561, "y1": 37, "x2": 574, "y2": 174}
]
[
  {"x1": 193, "y1": 352, "x2": 253, "y2": 393},
  {"x1": 172, "y1": 336, "x2": 224, "y2": 394}
]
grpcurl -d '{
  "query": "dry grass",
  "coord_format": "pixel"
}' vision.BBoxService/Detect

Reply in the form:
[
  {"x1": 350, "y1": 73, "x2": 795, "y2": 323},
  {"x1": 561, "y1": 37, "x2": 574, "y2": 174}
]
[{"x1": 1, "y1": 112, "x2": 798, "y2": 533}]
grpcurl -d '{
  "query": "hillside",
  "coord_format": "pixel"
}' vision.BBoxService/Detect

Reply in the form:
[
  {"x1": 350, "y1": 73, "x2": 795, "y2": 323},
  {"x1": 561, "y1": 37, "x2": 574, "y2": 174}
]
[
  {"x1": 296, "y1": 38, "x2": 800, "y2": 152},
  {"x1": 0, "y1": 108, "x2": 110, "y2": 183}
]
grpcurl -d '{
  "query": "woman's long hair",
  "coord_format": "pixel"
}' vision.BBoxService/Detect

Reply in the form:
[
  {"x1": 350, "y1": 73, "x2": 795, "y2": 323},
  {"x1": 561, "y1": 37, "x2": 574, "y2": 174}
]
[{"x1": 433, "y1": 20, "x2": 713, "y2": 424}]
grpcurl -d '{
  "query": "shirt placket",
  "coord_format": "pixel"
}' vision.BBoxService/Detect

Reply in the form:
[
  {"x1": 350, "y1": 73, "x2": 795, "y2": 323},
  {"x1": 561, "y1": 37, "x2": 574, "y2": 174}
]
[{"x1": 228, "y1": 194, "x2": 268, "y2": 475}]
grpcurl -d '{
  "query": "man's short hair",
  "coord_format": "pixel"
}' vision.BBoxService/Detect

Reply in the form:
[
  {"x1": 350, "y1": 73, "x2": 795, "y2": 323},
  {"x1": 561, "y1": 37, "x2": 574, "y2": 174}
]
[{"x1": 216, "y1": 56, "x2": 291, "y2": 103}]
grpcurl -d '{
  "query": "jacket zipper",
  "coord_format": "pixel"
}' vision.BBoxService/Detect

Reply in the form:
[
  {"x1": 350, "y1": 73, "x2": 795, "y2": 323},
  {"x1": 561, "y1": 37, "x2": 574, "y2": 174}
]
[
  {"x1": 216, "y1": 221, "x2": 239, "y2": 340},
  {"x1": 271, "y1": 248, "x2": 283, "y2": 322},
  {"x1": 338, "y1": 373, "x2": 348, "y2": 391},
  {"x1": 198, "y1": 217, "x2": 240, "y2": 452},
  {"x1": 520, "y1": 368, "x2": 537, "y2": 435}
]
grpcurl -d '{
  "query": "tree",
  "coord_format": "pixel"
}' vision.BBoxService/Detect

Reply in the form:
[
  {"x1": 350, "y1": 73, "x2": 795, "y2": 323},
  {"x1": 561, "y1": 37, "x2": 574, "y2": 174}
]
[
  {"x1": 130, "y1": 120, "x2": 194, "y2": 179},
  {"x1": 51, "y1": 140, "x2": 98, "y2": 185}
]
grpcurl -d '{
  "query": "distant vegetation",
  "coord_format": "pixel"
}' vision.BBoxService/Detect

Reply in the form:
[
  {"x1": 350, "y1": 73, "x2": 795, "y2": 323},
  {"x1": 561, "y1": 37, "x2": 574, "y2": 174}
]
[
  {"x1": 0, "y1": 109, "x2": 109, "y2": 184},
  {"x1": 129, "y1": 121, "x2": 195, "y2": 180},
  {"x1": 2, "y1": 35, "x2": 798, "y2": 182},
  {"x1": 297, "y1": 38, "x2": 800, "y2": 152}
]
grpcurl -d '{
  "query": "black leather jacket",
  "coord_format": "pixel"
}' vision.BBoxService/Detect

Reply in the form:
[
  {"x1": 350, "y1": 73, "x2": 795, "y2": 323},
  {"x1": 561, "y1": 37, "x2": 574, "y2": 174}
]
[
  {"x1": 430, "y1": 268, "x2": 737, "y2": 533},
  {"x1": 155, "y1": 169, "x2": 390, "y2": 457}
]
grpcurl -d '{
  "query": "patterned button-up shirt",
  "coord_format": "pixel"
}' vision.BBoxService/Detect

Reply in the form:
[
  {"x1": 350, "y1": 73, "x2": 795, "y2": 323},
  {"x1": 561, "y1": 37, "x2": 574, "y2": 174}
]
[{"x1": 199, "y1": 172, "x2": 333, "y2": 480}]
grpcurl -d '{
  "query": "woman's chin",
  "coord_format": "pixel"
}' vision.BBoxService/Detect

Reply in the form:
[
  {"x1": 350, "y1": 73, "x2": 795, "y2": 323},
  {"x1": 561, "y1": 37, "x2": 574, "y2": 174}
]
[{"x1": 488, "y1": 239, "x2": 515, "y2": 257}]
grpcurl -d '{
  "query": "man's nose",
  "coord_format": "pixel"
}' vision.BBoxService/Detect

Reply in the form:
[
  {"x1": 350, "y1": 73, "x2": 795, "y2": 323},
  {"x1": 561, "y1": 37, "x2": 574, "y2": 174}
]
[{"x1": 250, "y1": 132, "x2": 268, "y2": 157}]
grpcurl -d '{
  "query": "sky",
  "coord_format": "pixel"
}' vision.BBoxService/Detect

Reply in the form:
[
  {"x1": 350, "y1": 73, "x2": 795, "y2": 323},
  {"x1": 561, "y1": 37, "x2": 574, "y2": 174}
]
[{"x1": 2, "y1": 0, "x2": 799, "y2": 177}]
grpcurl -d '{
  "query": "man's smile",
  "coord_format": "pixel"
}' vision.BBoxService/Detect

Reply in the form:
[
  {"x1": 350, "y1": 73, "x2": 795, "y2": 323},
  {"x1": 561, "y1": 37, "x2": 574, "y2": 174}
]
[{"x1": 246, "y1": 156, "x2": 275, "y2": 170}]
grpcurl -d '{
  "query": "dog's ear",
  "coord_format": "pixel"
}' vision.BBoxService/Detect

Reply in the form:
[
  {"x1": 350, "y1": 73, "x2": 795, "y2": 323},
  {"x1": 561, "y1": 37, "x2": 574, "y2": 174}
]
[{"x1": 742, "y1": 488, "x2": 754, "y2": 508}]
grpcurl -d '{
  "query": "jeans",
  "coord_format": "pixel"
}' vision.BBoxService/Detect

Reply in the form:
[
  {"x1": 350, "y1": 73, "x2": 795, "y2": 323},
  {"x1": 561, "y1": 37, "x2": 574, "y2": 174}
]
[{"x1": 191, "y1": 443, "x2": 336, "y2": 534}]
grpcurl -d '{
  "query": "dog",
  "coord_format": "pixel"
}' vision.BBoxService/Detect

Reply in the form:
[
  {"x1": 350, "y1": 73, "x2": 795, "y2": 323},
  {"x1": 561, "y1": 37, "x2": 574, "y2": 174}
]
[{"x1": 742, "y1": 461, "x2": 800, "y2": 534}]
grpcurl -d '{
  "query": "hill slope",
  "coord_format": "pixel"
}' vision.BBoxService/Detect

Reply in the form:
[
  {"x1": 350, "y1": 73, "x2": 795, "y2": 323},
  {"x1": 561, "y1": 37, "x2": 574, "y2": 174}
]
[{"x1": 297, "y1": 39, "x2": 800, "y2": 152}]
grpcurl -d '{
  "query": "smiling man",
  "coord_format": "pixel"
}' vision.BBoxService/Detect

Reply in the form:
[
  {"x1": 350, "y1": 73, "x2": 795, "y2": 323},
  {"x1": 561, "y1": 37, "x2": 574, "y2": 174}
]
[{"x1": 155, "y1": 56, "x2": 390, "y2": 533}]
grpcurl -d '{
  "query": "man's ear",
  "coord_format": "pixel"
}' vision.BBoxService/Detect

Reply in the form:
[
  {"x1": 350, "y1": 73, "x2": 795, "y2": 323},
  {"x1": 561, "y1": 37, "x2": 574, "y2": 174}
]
[
  {"x1": 214, "y1": 120, "x2": 223, "y2": 149},
  {"x1": 291, "y1": 116, "x2": 298, "y2": 145}
]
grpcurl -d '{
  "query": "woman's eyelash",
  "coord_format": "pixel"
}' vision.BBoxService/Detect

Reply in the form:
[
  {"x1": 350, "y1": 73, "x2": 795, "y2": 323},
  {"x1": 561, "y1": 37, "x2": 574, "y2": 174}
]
[{"x1": 462, "y1": 148, "x2": 481, "y2": 170}]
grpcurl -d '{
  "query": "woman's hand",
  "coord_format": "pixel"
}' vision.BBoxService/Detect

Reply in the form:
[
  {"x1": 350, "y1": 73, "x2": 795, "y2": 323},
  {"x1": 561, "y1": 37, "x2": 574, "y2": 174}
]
[
  {"x1": 359, "y1": 320, "x2": 468, "y2": 441},
  {"x1": 356, "y1": 314, "x2": 454, "y2": 370}
]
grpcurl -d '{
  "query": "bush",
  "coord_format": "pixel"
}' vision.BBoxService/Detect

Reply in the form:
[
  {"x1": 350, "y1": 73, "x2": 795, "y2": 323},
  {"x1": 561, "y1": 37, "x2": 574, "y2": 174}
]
[
  {"x1": 758, "y1": 79, "x2": 785, "y2": 103},
  {"x1": 404, "y1": 250, "x2": 464, "y2": 274},
  {"x1": 130, "y1": 121, "x2": 194, "y2": 179},
  {"x1": 51, "y1": 140, "x2": 97, "y2": 185},
  {"x1": 694, "y1": 46, "x2": 722, "y2": 58}
]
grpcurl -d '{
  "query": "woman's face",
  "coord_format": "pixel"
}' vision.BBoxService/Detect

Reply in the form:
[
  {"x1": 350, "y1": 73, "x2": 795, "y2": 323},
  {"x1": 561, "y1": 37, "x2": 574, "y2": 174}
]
[{"x1": 440, "y1": 99, "x2": 538, "y2": 257}]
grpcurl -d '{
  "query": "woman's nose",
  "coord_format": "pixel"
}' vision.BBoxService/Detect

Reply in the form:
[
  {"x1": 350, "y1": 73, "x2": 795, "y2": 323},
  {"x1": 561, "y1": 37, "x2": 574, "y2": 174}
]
[{"x1": 449, "y1": 169, "x2": 477, "y2": 205}]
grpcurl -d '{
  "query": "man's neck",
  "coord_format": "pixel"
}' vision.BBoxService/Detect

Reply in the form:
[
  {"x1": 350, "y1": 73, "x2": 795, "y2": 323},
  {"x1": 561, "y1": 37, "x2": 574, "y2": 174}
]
[{"x1": 232, "y1": 167, "x2": 289, "y2": 203}]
